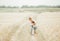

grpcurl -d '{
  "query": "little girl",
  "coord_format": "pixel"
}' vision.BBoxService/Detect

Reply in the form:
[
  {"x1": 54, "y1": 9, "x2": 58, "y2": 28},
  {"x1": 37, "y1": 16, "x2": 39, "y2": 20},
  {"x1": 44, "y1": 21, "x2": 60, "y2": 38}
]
[{"x1": 29, "y1": 17, "x2": 37, "y2": 35}]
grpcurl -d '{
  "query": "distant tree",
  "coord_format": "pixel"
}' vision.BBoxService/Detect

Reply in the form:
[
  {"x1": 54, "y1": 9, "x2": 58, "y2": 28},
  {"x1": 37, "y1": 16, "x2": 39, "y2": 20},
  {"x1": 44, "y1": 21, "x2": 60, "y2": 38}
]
[
  {"x1": 21, "y1": 5, "x2": 29, "y2": 8},
  {"x1": 0, "y1": 5, "x2": 19, "y2": 8}
]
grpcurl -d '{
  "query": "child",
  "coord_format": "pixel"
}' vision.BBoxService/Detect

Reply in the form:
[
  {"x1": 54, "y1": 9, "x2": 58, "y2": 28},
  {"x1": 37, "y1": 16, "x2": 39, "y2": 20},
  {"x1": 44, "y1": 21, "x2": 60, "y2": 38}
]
[{"x1": 29, "y1": 17, "x2": 37, "y2": 35}]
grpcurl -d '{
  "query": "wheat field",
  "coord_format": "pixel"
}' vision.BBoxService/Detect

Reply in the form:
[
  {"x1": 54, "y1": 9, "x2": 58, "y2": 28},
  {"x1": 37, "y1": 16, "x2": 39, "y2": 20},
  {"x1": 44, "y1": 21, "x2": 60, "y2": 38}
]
[{"x1": 0, "y1": 11, "x2": 60, "y2": 41}]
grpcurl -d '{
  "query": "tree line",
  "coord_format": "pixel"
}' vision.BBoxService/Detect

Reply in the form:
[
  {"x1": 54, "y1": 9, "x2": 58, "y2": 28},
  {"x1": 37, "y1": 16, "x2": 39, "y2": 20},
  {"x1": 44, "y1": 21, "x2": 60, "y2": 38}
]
[
  {"x1": 0, "y1": 5, "x2": 60, "y2": 8},
  {"x1": 21, "y1": 5, "x2": 60, "y2": 8}
]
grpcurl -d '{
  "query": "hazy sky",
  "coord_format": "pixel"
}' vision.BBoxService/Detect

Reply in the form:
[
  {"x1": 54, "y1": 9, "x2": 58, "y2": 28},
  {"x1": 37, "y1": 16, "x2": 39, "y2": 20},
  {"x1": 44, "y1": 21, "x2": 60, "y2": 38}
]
[{"x1": 0, "y1": 0, "x2": 60, "y2": 7}]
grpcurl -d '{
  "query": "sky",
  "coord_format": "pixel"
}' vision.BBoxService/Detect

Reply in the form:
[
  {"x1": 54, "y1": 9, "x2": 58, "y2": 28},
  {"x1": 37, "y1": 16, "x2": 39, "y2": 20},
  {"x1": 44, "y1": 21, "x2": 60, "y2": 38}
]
[{"x1": 0, "y1": 0, "x2": 60, "y2": 7}]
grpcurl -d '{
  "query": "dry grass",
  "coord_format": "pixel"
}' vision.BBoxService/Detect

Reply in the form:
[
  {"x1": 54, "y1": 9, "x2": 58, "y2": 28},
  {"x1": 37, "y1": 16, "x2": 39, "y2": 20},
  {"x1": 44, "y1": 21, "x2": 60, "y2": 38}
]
[{"x1": 0, "y1": 12, "x2": 60, "y2": 41}]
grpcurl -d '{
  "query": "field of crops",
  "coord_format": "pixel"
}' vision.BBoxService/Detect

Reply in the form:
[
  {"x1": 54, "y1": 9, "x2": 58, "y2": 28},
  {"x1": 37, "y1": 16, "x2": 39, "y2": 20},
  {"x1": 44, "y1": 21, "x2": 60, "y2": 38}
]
[
  {"x1": 0, "y1": 8, "x2": 60, "y2": 13},
  {"x1": 0, "y1": 8, "x2": 60, "y2": 41}
]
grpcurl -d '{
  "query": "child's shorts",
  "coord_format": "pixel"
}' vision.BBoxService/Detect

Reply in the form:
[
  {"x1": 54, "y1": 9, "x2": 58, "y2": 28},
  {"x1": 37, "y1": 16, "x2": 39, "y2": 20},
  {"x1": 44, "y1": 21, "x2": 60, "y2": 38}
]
[{"x1": 34, "y1": 27, "x2": 37, "y2": 30}]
